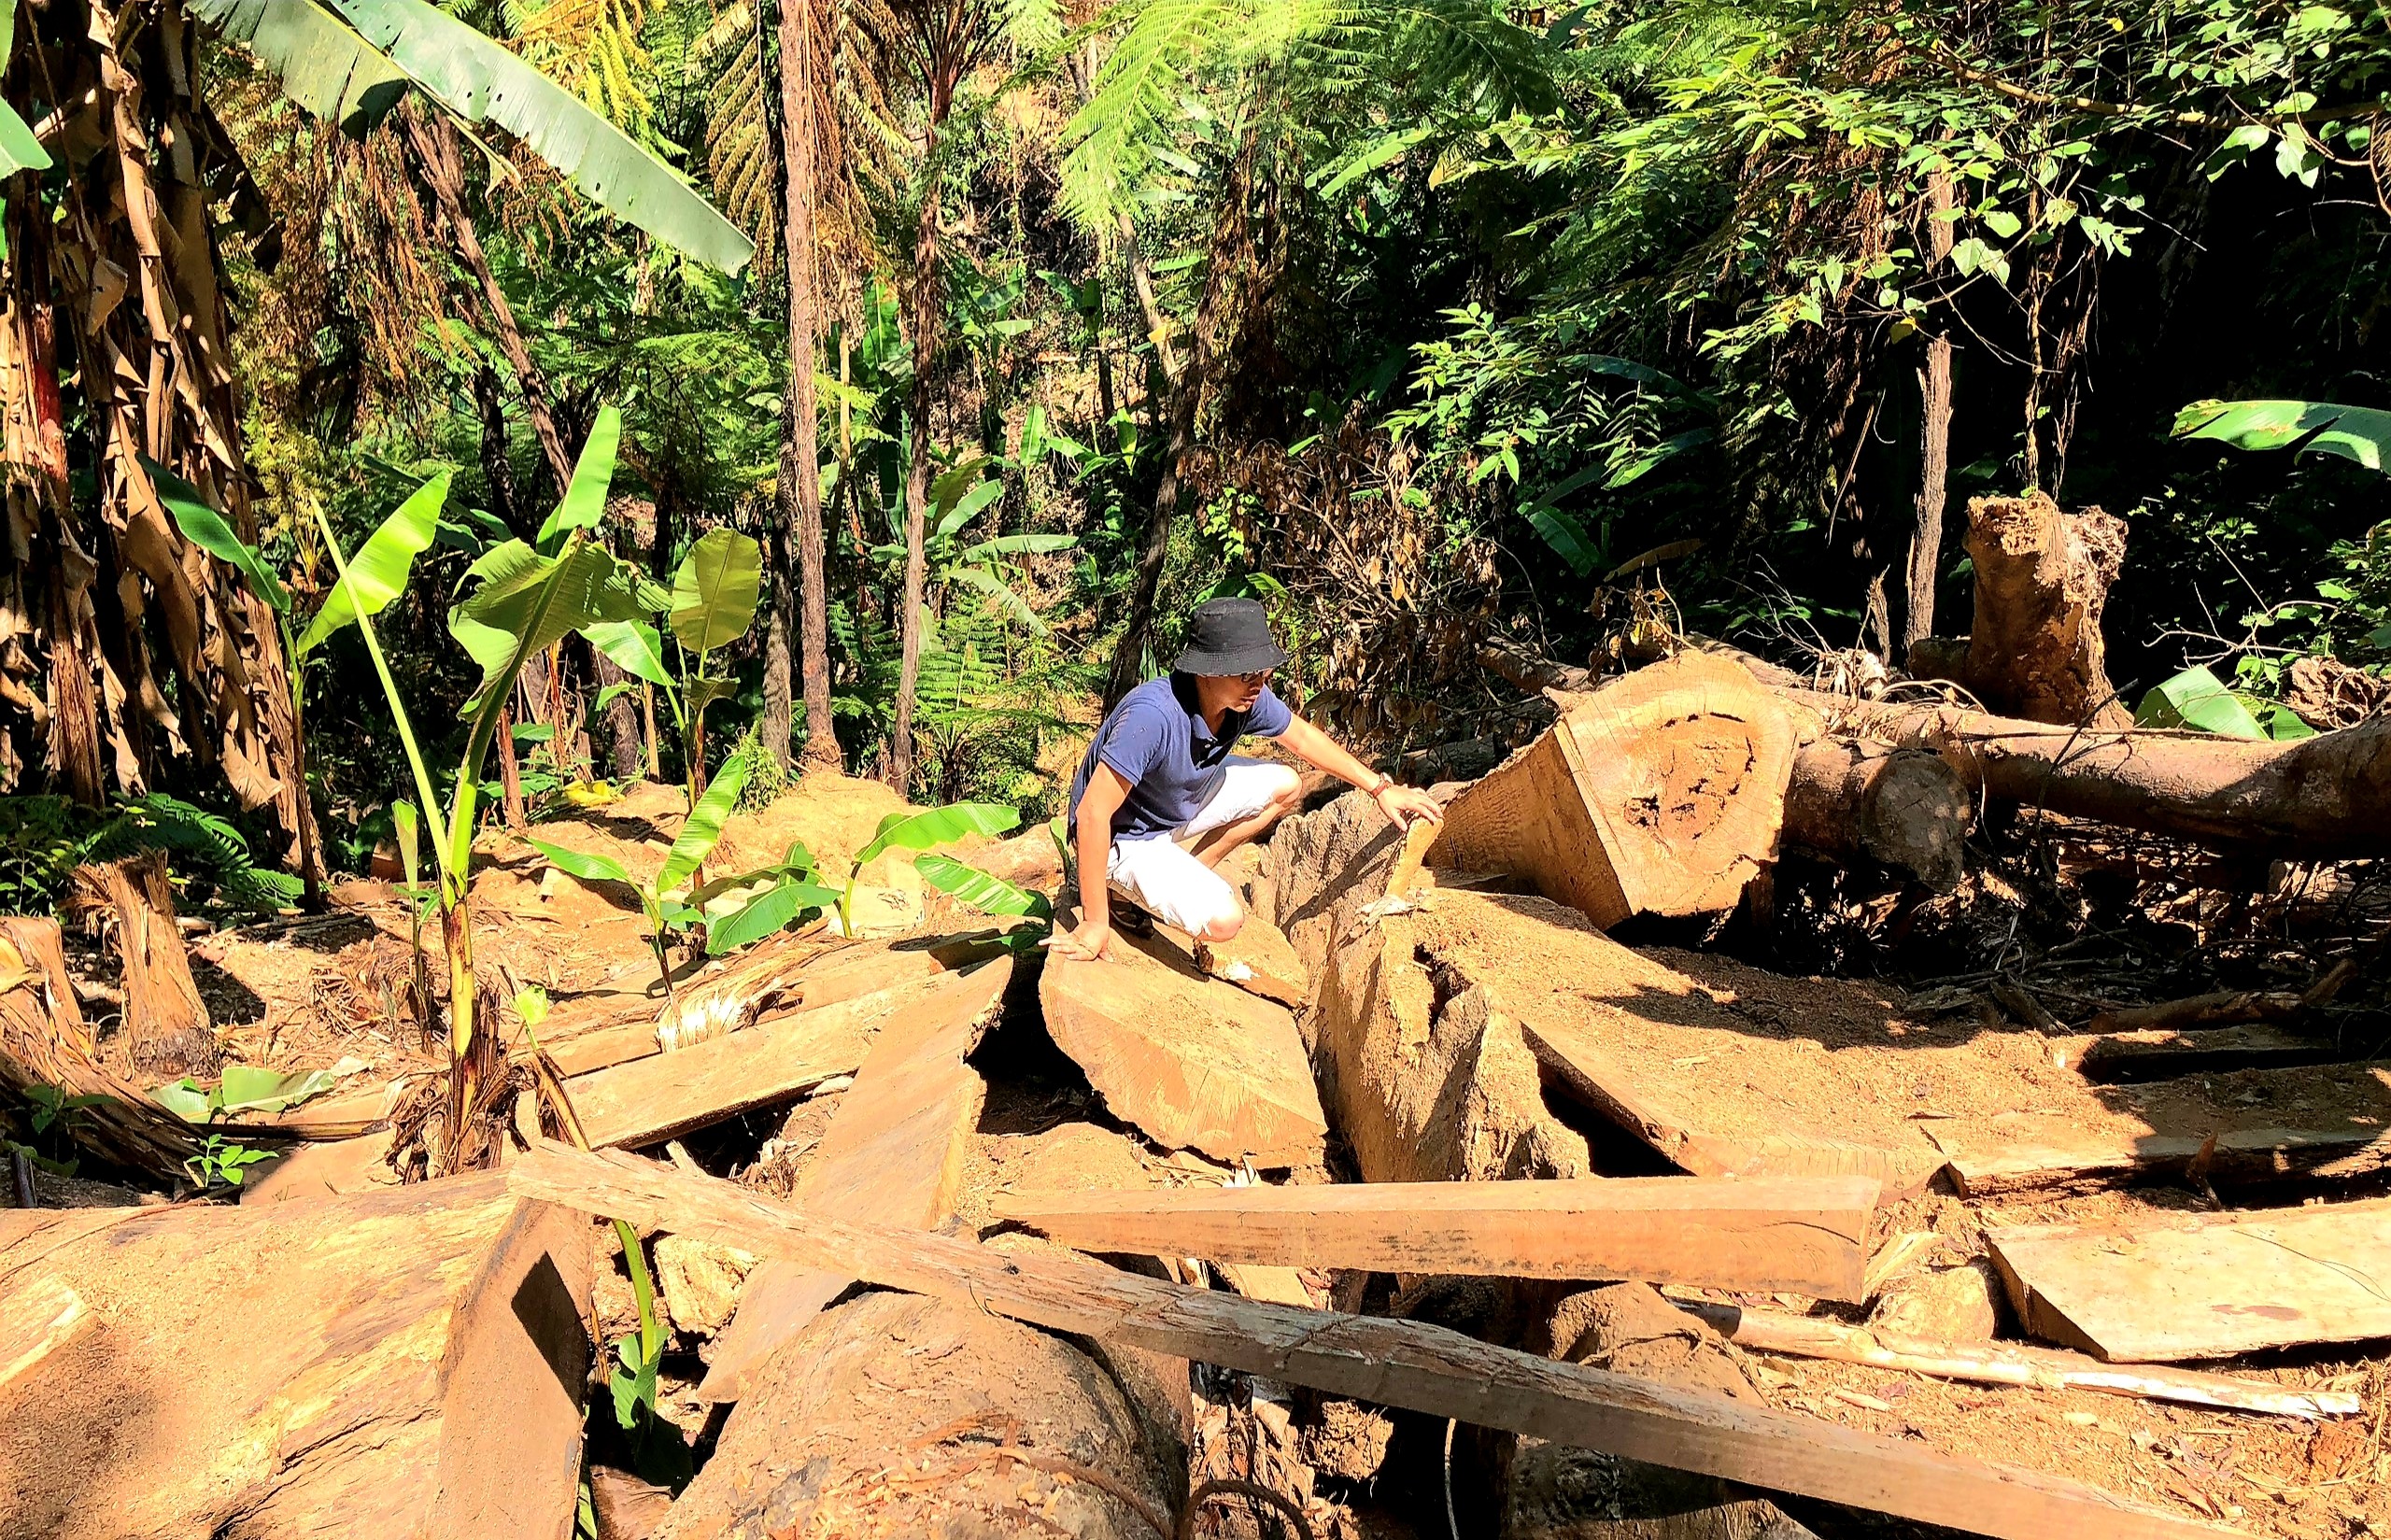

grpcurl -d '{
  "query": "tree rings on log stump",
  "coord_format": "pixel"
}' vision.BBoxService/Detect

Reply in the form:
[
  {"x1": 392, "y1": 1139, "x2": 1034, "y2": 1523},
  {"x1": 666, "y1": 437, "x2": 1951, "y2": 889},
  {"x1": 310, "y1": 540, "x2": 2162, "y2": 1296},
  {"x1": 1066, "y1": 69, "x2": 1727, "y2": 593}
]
[{"x1": 1433, "y1": 651, "x2": 1794, "y2": 928}]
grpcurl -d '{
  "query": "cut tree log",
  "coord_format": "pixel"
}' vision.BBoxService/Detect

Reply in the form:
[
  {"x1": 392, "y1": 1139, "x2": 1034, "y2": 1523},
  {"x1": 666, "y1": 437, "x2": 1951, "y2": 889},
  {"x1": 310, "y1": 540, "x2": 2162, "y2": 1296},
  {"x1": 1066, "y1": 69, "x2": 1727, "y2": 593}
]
[
  {"x1": 658, "y1": 1290, "x2": 1181, "y2": 1540},
  {"x1": 1039, "y1": 900, "x2": 1327, "y2": 1166},
  {"x1": 511, "y1": 1142, "x2": 2237, "y2": 1540},
  {"x1": 1682, "y1": 1303, "x2": 2359, "y2": 1419},
  {"x1": 0, "y1": 1175, "x2": 589, "y2": 1538},
  {"x1": 1782, "y1": 739, "x2": 1971, "y2": 892},
  {"x1": 1986, "y1": 1197, "x2": 2391, "y2": 1362},
  {"x1": 67, "y1": 852, "x2": 219, "y2": 1079},
  {"x1": 565, "y1": 968, "x2": 966, "y2": 1148},
  {"x1": 995, "y1": 1175, "x2": 1877, "y2": 1301},
  {"x1": 1956, "y1": 490, "x2": 2136, "y2": 728},
  {"x1": 0, "y1": 916, "x2": 197, "y2": 1178},
  {"x1": 696, "y1": 954, "x2": 1010, "y2": 1402},
  {"x1": 1742, "y1": 675, "x2": 2391, "y2": 857},
  {"x1": 1434, "y1": 651, "x2": 1795, "y2": 928}
]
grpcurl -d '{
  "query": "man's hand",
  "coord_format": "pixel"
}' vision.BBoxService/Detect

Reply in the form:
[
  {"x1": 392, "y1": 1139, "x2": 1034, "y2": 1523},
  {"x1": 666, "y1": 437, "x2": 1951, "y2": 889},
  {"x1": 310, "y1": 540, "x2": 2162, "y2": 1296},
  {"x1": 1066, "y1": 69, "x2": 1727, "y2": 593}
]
[
  {"x1": 1375, "y1": 783, "x2": 1444, "y2": 830},
  {"x1": 1042, "y1": 918, "x2": 1117, "y2": 963}
]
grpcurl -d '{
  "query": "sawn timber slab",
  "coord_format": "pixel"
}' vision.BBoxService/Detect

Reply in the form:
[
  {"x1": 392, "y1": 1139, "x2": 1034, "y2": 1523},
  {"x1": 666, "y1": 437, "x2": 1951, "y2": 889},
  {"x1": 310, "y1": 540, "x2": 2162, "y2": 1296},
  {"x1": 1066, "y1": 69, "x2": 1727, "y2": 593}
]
[
  {"x1": 1986, "y1": 1196, "x2": 2391, "y2": 1362},
  {"x1": 995, "y1": 1174, "x2": 1877, "y2": 1300},
  {"x1": 1040, "y1": 901, "x2": 1326, "y2": 1166}
]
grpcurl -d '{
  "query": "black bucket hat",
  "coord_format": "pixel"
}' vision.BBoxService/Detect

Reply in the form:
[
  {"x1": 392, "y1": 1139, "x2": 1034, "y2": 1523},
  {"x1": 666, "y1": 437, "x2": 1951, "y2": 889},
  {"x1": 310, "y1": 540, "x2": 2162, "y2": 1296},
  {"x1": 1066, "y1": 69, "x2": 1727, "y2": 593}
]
[{"x1": 1171, "y1": 597, "x2": 1292, "y2": 676}]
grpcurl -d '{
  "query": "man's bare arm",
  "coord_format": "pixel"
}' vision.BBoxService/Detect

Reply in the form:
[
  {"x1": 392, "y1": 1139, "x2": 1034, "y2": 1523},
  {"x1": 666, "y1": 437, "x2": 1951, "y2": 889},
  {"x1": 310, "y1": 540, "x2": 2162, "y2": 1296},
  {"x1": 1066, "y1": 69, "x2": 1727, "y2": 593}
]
[
  {"x1": 1272, "y1": 713, "x2": 1443, "y2": 828},
  {"x1": 1044, "y1": 763, "x2": 1131, "y2": 961}
]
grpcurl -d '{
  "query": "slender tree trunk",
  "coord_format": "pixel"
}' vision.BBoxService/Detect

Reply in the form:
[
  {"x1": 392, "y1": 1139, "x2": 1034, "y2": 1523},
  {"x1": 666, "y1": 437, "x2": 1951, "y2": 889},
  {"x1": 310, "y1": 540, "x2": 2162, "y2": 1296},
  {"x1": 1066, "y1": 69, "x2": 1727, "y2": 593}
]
[
  {"x1": 471, "y1": 363, "x2": 528, "y2": 539},
  {"x1": 1903, "y1": 332, "x2": 1954, "y2": 655},
  {"x1": 399, "y1": 105, "x2": 574, "y2": 492},
  {"x1": 772, "y1": 0, "x2": 841, "y2": 771},
  {"x1": 892, "y1": 119, "x2": 942, "y2": 796}
]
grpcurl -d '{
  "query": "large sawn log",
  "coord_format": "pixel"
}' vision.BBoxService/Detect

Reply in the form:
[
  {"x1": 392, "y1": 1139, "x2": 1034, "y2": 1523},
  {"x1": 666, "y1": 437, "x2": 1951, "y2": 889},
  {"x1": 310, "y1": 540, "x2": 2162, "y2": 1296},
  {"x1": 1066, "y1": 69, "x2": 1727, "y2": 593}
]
[
  {"x1": 0, "y1": 1175, "x2": 591, "y2": 1538},
  {"x1": 1783, "y1": 740, "x2": 1971, "y2": 891},
  {"x1": 1753, "y1": 679, "x2": 2391, "y2": 857},
  {"x1": 1433, "y1": 651, "x2": 1796, "y2": 927}
]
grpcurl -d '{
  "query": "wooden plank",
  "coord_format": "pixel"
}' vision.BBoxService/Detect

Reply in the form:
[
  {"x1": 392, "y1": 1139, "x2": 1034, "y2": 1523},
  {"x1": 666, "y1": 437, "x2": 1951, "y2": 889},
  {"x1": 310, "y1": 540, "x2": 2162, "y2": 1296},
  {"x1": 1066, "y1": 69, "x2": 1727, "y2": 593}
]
[
  {"x1": 508, "y1": 1143, "x2": 2238, "y2": 1540},
  {"x1": 565, "y1": 971, "x2": 956, "y2": 1149},
  {"x1": 1986, "y1": 1197, "x2": 2391, "y2": 1363},
  {"x1": 1685, "y1": 1302, "x2": 2360, "y2": 1419},
  {"x1": 993, "y1": 1175, "x2": 1877, "y2": 1301},
  {"x1": 2062, "y1": 1023, "x2": 2343, "y2": 1081},
  {"x1": 1925, "y1": 1113, "x2": 2387, "y2": 1197},
  {"x1": 695, "y1": 956, "x2": 1010, "y2": 1402},
  {"x1": 1040, "y1": 901, "x2": 1327, "y2": 1166}
]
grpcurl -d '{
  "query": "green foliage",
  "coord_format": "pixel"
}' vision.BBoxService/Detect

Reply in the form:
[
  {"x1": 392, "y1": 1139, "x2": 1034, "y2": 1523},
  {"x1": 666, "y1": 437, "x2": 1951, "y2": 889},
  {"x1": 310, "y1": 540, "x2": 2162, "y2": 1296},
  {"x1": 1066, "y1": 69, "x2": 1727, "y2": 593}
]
[
  {"x1": 183, "y1": 1134, "x2": 275, "y2": 1190},
  {"x1": 669, "y1": 529, "x2": 764, "y2": 655},
  {"x1": 153, "y1": 460, "x2": 290, "y2": 613},
  {"x1": 296, "y1": 473, "x2": 449, "y2": 655},
  {"x1": 0, "y1": 794, "x2": 303, "y2": 917},
  {"x1": 0, "y1": 2, "x2": 52, "y2": 182},
  {"x1": 2174, "y1": 400, "x2": 2391, "y2": 473},
  {"x1": 2135, "y1": 666, "x2": 2265, "y2": 739},
  {"x1": 153, "y1": 1065, "x2": 344, "y2": 1123}
]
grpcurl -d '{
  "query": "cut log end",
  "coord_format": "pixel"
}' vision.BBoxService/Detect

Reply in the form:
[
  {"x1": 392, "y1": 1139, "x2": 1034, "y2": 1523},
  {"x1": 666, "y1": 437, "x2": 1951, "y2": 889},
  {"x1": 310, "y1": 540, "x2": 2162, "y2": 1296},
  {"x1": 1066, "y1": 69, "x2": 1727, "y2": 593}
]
[{"x1": 1785, "y1": 740, "x2": 1972, "y2": 892}]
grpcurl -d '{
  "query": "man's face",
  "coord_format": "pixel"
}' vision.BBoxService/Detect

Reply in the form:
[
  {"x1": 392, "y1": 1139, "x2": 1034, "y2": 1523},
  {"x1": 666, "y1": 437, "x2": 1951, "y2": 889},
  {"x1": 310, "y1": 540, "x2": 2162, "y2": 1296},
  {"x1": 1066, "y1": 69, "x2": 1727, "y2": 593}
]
[{"x1": 1200, "y1": 671, "x2": 1270, "y2": 712}]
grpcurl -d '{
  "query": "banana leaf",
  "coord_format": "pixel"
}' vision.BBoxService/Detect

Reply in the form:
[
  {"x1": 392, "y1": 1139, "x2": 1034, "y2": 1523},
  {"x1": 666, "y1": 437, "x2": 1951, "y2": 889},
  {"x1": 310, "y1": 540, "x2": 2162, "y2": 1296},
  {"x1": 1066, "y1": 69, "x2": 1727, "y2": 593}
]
[
  {"x1": 670, "y1": 529, "x2": 763, "y2": 655},
  {"x1": 538, "y1": 407, "x2": 621, "y2": 545},
  {"x1": 2135, "y1": 666, "x2": 2264, "y2": 739},
  {"x1": 2173, "y1": 399, "x2": 2391, "y2": 473},
  {"x1": 525, "y1": 838, "x2": 635, "y2": 888},
  {"x1": 586, "y1": 618, "x2": 672, "y2": 687},
  {"x1": 914, "y1": 853, "x2": 1052, "y2": 920},
  {"x1": 706, "y1": 875, "x2": 842, "y2": 954},
  {"x1": 659, "y1": 757, "x2": 749, "y2": 894},
  {"x1": 151, "y1": 459, "x2": 290, "y2": 613},
  {"x1": 297, "y1": 472, "x2": 448, "y2": 654},
  {"x1": 188, "y1": 0, "x2": 409, "y2": 134},
  {"x1": 0, "y1": 3, "x2": 52, "y2": 177},
  {"x1": 450, "y1": 541, "x2": 646, "y2": 704},
  {"x1": 853, "y1": 803, "x2": 1022, "y2": 868}
]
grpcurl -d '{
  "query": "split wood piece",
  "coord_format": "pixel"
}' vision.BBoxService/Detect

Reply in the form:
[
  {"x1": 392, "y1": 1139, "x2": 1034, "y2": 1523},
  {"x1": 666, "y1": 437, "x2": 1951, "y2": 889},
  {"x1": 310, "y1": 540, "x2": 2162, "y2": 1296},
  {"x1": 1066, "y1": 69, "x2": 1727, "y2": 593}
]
[
  {"x1": 240, "y1": 1130, "x2": 401, "y2": 1204},
  {"x1": 1959, "y1": 490, "x2": 2137, "y2": 728},
  {"x1": 994, "y1": 1175, "x2": 1878, "y2": 1301},
  {"x1": 564, "y1": 968, "x2": 960, "y2": 1148},
  {"x1": 1191, "y1": 909, "x2": 1309, "y2": 1007},
  {"x1": 696, "y1": 954, "x2": 1011, "y2": 1402},
  {"x1": 0, "y1": 916, "x2": 196, "y2": 1177},
  {"x1": 1923, "y1": 1056, "x2": 2391, "y2": 1194},
  {"x1": 1433, "y1": 651, "x2": 1795, "y2": 928},
  {"x1": 510, "y1": 1143, "x2": 2237, "y2": 1540},
  {"x1": 1987, "y1": 1197, "x2": 2391, "y2": 1362},
  {"x1": 1744, "y1": 675, "x2": 2391, "y2": 858},
  {"x1": 0, "y1": 1175, "x2": 589, "y2": 1539},
  {"x1": 2063, "y1": 1023, "x2": 2346, "y2": 1082},
  {"x1": 1040, "y1": 899, "x2": 1327, "y2": 1166},
  {"x1": 1782, "y1": 739, "x2": 1971, "y2": 892},
  {"x1": 1213, "y1": 1260, "x2": 1314, "y2": 1307},
  {"x1": 1862, "y1": 1231, "x2": 1943, "y2": 1301},
  {"x1": 1683, "y1": 1303, "x2": 2359, "y2": 1420},
  {"x1": 66, "y1": 852, "x2": 219, "y2": 1078}
]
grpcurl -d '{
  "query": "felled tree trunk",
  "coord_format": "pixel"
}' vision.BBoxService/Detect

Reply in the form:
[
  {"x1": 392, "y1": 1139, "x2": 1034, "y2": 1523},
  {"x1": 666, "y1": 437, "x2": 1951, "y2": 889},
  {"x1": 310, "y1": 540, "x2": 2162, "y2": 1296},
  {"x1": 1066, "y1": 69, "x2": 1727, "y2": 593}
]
[
  {"x1": 657, "y1": 1289, "x2": 1183, "y2": 1539},
  {"x1": 0, "y1": 915, "x2": 196, "y2": 1178},
  {"x1": 1434, "y1": 651, "x2": 1795, "y2": 929},
  {"x1": 1958, "y1": 490, "x2": 2133, "y2": 728},
  {"x1": 0, "y1": 1176, "x2": 590, "y2": 1539},
  {"x1": 67, "y1": 851, "x2": 219, "y2": 1080},
  {"x1": 1756, "y1": 679, "x2": 2391, "y2": 857},
  {"x1": 1782, "y1": 740, "x2": 1971, "y2": 892}
]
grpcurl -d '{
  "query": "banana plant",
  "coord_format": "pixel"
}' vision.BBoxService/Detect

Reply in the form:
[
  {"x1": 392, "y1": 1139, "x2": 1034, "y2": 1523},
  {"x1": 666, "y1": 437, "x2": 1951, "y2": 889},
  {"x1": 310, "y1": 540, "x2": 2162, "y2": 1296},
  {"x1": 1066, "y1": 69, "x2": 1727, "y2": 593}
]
[
  {"x1": 834, "y1": 802, "x2": 1023, "y2": 935},
  {"x1": 585, "y1": 527, "x2": 764, "y2": 807},
  {"x1": 870, "y1": 456, "x2": 1077, "y2": 633},
  {"x1": 527, "y1": 756, "x2": 755, "y2": 1024},
  {"x1": 315, "y1": 407, "x2": 650, "y2": 1169}
]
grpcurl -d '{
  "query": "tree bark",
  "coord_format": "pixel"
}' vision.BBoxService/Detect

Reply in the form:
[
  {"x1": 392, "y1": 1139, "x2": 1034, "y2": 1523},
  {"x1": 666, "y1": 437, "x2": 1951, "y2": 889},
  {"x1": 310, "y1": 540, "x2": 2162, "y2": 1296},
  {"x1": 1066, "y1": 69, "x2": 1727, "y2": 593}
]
[
  {"x1": 1959, "y1": 490, "x2": 2133, "y2": 728},
  {"x1": 1102, "y1": 216, "x2": 1196, "y2": 709},
  {"x1": 1903, "y1": 332, "x2": 1953, "y2": 655},
  {"x1": 471, "y1": 362, "x2": 529, "y2": 539},
  {"x1": 68, "y1": 852, "x2": 219, "y2": 1081},
  {"x1": 0, "y1": 1177, "x2": 590, "y2": 1539},
  {"x1": 1783, "y1": 740, "x2": 1970, "y2": 892},
  {"x1": 891, "y1": 119, "x2": 941, "y2": 795}
]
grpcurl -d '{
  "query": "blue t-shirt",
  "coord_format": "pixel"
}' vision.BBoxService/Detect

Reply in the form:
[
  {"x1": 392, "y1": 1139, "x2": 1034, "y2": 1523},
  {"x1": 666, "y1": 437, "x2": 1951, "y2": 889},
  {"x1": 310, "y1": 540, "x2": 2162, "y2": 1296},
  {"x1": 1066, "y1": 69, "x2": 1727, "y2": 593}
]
[{"x1": 1068, "y1": 673, "x2": 1294, "y2": 841}]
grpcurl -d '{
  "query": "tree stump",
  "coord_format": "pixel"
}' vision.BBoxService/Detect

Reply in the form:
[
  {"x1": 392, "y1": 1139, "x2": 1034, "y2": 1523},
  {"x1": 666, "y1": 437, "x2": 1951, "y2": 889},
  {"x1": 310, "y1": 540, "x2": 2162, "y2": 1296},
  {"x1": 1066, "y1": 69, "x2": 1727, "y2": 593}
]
[
  {"x1": 67, "y1": 851, "x2": 219, "y2": 1079},
  {"x1": 0, "y1": 1175, "x2": 591, "y2": 1538},
  {"x1": 1433, "y1": 652, "x2": 1795, "y2": 928},
  {"x1": 1960, "y1": 490, "x2": 2133, "y2": 728},
  {"x1": 0, "y1": 915, "x2": 196, "y2": 1179}
]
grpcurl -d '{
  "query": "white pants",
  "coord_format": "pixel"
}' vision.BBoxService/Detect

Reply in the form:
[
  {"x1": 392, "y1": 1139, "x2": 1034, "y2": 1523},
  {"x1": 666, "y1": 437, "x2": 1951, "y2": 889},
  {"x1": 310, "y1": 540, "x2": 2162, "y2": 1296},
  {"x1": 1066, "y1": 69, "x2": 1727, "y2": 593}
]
[{"x1": 1107, "y1": 758, "x2": 1300, "y2": 936}]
